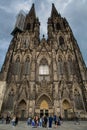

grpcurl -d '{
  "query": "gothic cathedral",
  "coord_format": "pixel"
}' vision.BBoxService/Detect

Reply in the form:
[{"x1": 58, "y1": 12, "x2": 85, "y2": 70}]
[{"x1": 0, "y1": 4, "x2": 87, "y2": 119}]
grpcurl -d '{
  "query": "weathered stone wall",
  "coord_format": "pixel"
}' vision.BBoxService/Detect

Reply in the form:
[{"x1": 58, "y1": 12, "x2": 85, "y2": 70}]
[{"x1": 0, "y1": 81, "x2": 6, "y2": 112}]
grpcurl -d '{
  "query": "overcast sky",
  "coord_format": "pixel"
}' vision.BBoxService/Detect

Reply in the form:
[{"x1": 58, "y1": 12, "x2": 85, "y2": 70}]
[{"x1": 0, "y1": 0, "x2": 87, "y2": 70}]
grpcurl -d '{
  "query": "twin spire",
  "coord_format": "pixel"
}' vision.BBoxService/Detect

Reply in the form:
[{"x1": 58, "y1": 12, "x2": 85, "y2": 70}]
[
  {"x1": 11, "y1": 3, "x2": 60, "y2": 35},
  {"x1": 27, "y1": 3, "x2": 59, "y2": 18}
]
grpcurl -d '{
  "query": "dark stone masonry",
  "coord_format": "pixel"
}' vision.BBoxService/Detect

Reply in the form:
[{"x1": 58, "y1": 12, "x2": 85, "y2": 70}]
[{"x1": 0, "y1": 3, "x2": 87, "y2": 120}]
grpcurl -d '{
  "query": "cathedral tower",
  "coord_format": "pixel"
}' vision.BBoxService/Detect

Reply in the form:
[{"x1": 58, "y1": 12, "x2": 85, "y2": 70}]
[{"x1": 0, "y1": 3, "x2": 87, "y2": 119}]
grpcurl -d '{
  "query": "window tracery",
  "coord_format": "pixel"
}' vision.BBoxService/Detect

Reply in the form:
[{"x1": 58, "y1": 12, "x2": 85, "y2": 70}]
[
  {"x1": 39, "y1": 58, "x2": 49, "y2": 75},
  {"x1": 14, "y1": 57, "x2": 20, "y2": 75},
  {"x1": 58, "y1": 57, "x2": 63, "y2": 75},
  {"x1": 24, "y1": 57, "x2": 30, "y2": 75}
]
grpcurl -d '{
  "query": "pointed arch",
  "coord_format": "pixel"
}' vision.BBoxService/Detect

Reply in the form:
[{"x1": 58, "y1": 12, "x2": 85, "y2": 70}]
[
  {"x1": 67, "y1": 56, "x2": 73, "y2": 75},
  {"x1": 58, "y1": 57, "x2": 63, "y2": 75},
  {"x1": 24, "y1": 56, "x2": 30, "y2": 75},
  {"x1": 62, "y1": 99, "x2": 71, "y2": 110},
  {"x1": 40, "y1": 100, "x2": 49, "y2": 109},
  {"x1": 36, "y1": 93, "x2": 52, "y2": 109},
  {"x1": 59, "y1": 36, "x2": 65, "y2": 46},
  {"x1": 39, "y1": 58, "x2": 49, "y2": 75},
  {"x1": 37, "y1": 52, "x2": 51, "y2": 65},
  {"x1": 14, "y1": 56, "x2": 21, "y2": 75},
  {"x1": 18, "y1": 99, "x2": 26, "y2": 109},
  {"x1": 17, "y1": 78, "x2": 30, "y2": 100}
]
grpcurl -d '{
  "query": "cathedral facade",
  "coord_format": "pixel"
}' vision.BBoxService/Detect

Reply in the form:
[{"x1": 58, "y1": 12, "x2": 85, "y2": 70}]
[{"x1": 0, "y1": 4, "x2": 87, "y2": 119}]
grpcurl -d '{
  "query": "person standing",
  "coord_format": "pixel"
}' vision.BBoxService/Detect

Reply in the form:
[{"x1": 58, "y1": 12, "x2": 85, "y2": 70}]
[
  {"x1": 75, "y1": 114, "x2": 80, "y2": 125},
  {"x1": 53, "y1": 115, "x2": 57, "y2": 125},
  {"x1": 39, "y1": 117, "x2": 42, "y2": 127},
  {"x1": 15, "y1": 115, "x2": 19, "y2": 126},
  {"x1": 27, "y1": 117, "x2": 31, "y2": 125},
  {"x1": 11, "y1": 115, "x2": 16, "y2": 126},
  {"x1": 6, "y1": 115, "x2": 10, "y2": 124},
  {"x1": 49, "y1": 115, "x2": 53, "y2": 128},
  {"x1": 44, "y1": 115, "x2": 48, "y2": 128}
]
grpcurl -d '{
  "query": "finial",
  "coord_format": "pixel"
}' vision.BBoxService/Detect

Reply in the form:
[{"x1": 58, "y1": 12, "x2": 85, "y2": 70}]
[
  {"x1": 51, "y1": 3, "x2": 59, "y2": 18},
  {"x1": 32, "y1": 3, "x2": 34, "y2": 7},
  {"x1": 43, "y1": 34, "x2": 45, "y2": 38},
  {"x1": 27, "y1": 3, "x2": 36, "y2": 18},
  {"x1": 52, "y1": 3, "x2": 54, "y2": 6}
]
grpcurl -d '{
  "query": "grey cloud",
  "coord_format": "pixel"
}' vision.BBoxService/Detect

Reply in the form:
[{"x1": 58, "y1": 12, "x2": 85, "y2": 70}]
[{"x1": 0, "y1": 0, "x2": 87, "y2": 69}]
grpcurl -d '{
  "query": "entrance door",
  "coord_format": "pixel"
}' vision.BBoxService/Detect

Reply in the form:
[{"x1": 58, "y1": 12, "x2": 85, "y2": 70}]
[
  {"x1": 40, "y1": 109, "x2": 49, "y2": 117},
  {"x1": 45, "y1": 109, "x2": 48, "y2": 117},
  {"x1": 40, "y1": 100, "x2": 49, "y2": 117},
  {"x1": 40, "y1": 109, "x2": 44, "y2": 117},
  {"x1": 64, "y1": 110, "x2": 68, "y2": 119},
  {"x1": 62, "y1": 99, "x2": 71, "y2": 119},
  {"x1": 21, "y1": 110, "x2": 25, "y2": 119},
  {"x1": 18, "y1": 100, "x2": 26, "y2": 119}
]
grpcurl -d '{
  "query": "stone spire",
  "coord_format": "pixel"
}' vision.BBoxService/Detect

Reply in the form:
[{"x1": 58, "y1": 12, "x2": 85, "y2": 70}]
[
  {"x1": 51, "y1": 3, "x2": 59, "y2": 18},
  {"x1": 24, "y1": 3, "x2": 38, "y2": 31},
  {"x1": 27, "y1": 3, "x2": 36, "y2": 18}
]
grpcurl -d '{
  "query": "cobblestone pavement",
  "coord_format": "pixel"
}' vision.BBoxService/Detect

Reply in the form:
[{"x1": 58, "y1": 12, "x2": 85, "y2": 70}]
[{"x1": 0, "y1": 121, "x2": 87, "y2": 130}]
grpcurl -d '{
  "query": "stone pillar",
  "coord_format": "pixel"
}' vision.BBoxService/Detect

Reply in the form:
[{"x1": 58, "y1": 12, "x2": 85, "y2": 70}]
[
  {"x1": 58, "y1": 89, "x2": 62, "y2": 117},
  {"x1": 26, "y1": 100, "x2": 30, "y2": 118},
  {"x1": 0, "y1": 81, "x2": 6, "y2": 112},
  {"x1": 59, "y1": 99, "x2": 62, "y2": 117},
  {"x1": 29, "y1": 100, "x2": 35, "y2": 117},
  {"x1": 54, "y1": 100, "x2": 60, "y2": 115}
]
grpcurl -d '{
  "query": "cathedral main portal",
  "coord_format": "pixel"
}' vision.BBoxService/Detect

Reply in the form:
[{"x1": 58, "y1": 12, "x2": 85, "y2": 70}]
[
  {"x1": 35, "y1": 94, "x2": 53, "y2": 117},
  {"x1": 40, "y1": 100, "x2": 49, "y2": 117}
]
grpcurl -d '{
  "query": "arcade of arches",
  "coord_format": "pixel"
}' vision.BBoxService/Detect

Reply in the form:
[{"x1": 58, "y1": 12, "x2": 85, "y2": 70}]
[
  {"x1": 15, "y1": 97, "x2": 74, "y2": 119},
  {"x1": 35, "y1": 95, "x2": 53, "y2": 117}
]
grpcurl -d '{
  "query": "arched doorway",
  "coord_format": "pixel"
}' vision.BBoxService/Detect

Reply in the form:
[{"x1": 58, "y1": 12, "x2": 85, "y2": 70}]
[
  {"x1": 36, "y1": 94, "x2": 53, "y2": 117},
  {"x1": 62, "y1": 99, "x2": 71, "y2": 119},
  {"x1": 40, "y1": 100, "x2": 49, "y2": 117},
  {"x1": 18, "y1": 100, "x2": 26, "y2": 119}
]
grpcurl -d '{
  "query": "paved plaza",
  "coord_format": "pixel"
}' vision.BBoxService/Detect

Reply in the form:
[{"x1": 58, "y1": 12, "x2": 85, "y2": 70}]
[{"x1": 0, "y1": 121, "x2": 87, "y2": 130}]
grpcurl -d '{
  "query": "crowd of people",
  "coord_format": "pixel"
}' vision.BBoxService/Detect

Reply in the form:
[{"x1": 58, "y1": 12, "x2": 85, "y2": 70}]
[
  {"x1": 0, "y1": 114, "x2": 19, "y2": 126},
  {"x1": 0, "y1": 113, "x2": 81, "y2": 127},
  {"x1": 27, "y1": 115, "x2": 62, "y2": 128},
  {"x1": 0, "y1": 114, "x2": 62, "y2": 128}
]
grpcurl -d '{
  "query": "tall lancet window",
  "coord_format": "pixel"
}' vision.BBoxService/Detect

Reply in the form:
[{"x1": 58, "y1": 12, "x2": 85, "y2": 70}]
[
  {"x1": 14, "y1": 57, "x2": 20, "y2": 75},
  {"x1": 26, "y1": 23, "x2": 31, "y2": 30},
  {"x1": 23, "y1": 39, "x2": 29, "y2": 48},
  {"x1": 59, "y1": 36, "x2": 65, "y2": 48},
  {"x1": 39, "y1": 58, "x2": 49, "y2": 75},
  {"x1": 68, "y1": 57, "x2": 73, "y2": 75},
  {"x1": 24, "y1": 57, "x2": 30, "y2": 75},
  {"x1": 58, "y1": 57, "x2": 63, "y2": 75},
  {"x1": 56, "y1": 23, "x2": 61, "y2": 30},
  {"x1": 6, "y1": 89, "x2": 14, "y2": 110}
]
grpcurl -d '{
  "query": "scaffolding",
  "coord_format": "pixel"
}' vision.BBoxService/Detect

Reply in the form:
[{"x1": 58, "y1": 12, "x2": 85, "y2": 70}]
[{"x1": 11, "y1": 10, "x2": 26, "y2": 35}]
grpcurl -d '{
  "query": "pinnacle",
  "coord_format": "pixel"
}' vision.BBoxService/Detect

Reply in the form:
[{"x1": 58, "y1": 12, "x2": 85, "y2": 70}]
[
  {"x1": 27, "y1": 3, "x2": 36, "y2": 18},
  {"x1": 51, "y1": 3, "x2": 59, "y2": 18}
]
